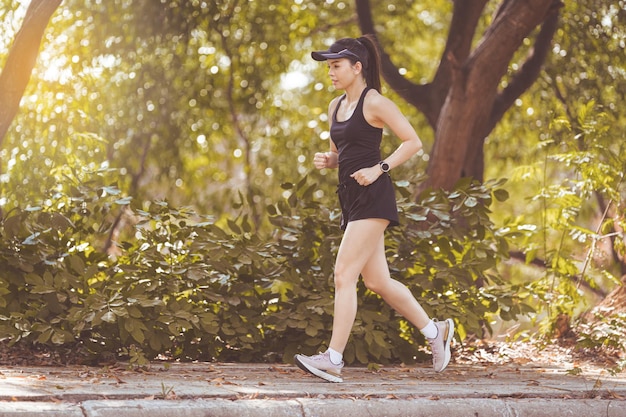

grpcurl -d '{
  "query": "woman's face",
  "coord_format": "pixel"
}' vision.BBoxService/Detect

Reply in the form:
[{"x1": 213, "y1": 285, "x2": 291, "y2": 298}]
[{"x1": 327, "y1": 58, "x2": 361, "y2": 89}]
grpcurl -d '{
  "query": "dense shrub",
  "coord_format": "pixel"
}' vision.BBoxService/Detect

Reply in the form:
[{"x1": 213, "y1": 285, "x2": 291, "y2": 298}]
[{"x1": 0, "y1": 174, "x2": 529, "y2": 365}]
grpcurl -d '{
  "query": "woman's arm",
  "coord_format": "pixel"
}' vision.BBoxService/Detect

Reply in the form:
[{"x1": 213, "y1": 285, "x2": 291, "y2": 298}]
[
  {"x1": 365, "y1": 90, "x2": 422, "y2": 170},
  {"x1": 314, "y1": 97, "x2": 340, "y2": 170}
]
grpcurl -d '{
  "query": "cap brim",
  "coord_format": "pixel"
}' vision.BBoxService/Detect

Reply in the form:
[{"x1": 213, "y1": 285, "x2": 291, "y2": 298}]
[{"x1": 311, "y1": 50, "x2": 350, "y2": 61}]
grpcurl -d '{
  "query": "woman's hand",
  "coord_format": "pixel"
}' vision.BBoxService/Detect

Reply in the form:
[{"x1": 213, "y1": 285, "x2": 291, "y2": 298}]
[
  {"x1": 350, "y1": 165, "x2": 382, "y2": 186},
  {"x1": 313, "y1": 152, "x2": 329, "y2": 169},
  {"x1": 314, "y1": 152, "x2": 338, "y2": 169}
]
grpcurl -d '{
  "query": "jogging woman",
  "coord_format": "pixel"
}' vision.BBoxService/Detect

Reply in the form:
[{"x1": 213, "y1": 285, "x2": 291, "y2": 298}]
[{"x1": 294, "y1": 35, "x2": 454, "y2": 383}]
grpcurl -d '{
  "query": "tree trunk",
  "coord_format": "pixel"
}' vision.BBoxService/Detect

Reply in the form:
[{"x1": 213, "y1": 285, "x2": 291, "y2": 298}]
[
  {"x1": 0, "y1": 0, "x2": 63, "y2": 147},
  {"x1": 356, "y1": 0, "x2": 562, "y2": 192}
]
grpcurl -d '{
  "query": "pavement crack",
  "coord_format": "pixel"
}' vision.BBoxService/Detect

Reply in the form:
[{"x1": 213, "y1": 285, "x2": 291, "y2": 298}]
[{"x1": 296, "y1": 398, "x2": 307, "y2": 417}]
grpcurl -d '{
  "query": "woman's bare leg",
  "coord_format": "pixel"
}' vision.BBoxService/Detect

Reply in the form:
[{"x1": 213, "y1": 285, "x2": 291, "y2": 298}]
[
  {"x1": 328, "y1": 218, "x2": 389, "y2": 353},
  {"x1": 361, "y1": 232, "x2": 430, "y2": 330},
  {"x1": 296, "y1": 218, "x2": 453, "y2": 378}
]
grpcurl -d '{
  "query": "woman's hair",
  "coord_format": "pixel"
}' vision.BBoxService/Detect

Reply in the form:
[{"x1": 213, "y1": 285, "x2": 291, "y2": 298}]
[
  {"x1": 356, "y1": 35, "x2": 381, "y2": 92},
  {"x1": 331, "y1": 35, "x2": 382, "y2": 92}
]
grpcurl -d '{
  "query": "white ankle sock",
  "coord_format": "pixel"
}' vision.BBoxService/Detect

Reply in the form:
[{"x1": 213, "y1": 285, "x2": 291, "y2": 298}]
[
  {"x1": 420, "y1": 320, "x2": 438, "y2": 339},
  {"x1": 327, "y1": 348, "x2": 343, "y2": 365}
]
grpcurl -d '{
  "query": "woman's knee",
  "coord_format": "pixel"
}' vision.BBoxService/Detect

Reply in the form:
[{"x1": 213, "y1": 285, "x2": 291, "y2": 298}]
[
  {"x1": 333, "y1": 266, "x2": 358, "y2": 290},
  {"x1": 363, "y1": 276, "x2": 387, "y2": 295}
]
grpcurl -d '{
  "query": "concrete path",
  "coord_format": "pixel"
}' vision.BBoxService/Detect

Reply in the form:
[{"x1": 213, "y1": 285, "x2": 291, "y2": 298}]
[{"x1": 0, "y1": 362, "x2": 625, "y2": 416}]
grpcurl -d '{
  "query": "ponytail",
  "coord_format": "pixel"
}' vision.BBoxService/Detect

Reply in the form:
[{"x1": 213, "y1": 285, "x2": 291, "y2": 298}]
[{"x1": 357, "y1": 35, "x2": 381, "y2": 92}]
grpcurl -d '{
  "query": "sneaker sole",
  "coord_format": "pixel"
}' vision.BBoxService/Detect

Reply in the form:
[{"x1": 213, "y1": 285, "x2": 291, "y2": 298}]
[
  {"x1": 437, "y1": 319, "x2": 454, "y2": 373},
  {"x1": 294, "y1": 355, "x2": 343, "y2": 383}
]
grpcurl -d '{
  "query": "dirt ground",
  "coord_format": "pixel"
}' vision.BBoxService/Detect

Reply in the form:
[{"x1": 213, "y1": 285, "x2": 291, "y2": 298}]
[{"x1": 1, "y1": 338, "x2": 623, "y2": 376}]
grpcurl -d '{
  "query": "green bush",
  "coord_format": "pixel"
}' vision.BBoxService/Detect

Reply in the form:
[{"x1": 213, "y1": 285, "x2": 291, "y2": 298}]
[
  {"x1": 502, "y1": 102, "x2": 626, "y2": 342},
  {"x1": 0, "y1": 173, "x2": 528, "y2": 366}
]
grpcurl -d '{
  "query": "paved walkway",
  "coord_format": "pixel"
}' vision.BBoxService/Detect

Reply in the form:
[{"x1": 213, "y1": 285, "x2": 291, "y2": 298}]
[{"x1": 0, "y1": 362, "x2": 625, "y2": 416}]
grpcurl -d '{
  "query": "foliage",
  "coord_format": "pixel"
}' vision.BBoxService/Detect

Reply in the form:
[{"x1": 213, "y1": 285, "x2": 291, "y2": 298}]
[
  {"x1": 0, "y1": 0, "x2": 360, "y2": 218},
  {"x1": 0, "y1": 0, "x2": 625, "y2": 365},
  {"x1": 498, "y1": 102, "x2": 625, "y2": 341},
  {"x1": 0, "y1": 167, "x2": 126, "y2": 359},
  {"x1": 0, "y1": 173, "x2": 523, "y2": 366},
  {"x1": 483, "y1": 0, "x2": 626, "y2": 343},
  {"x1": 262, "y1": 176, "x2": 522, "y2": 365},
  {"x1": 389, "y1": 178, "x2": 516, "y2": 342},
  {"x1": 577, "y1": 311, "x2": 626, "y2": 352},
  {"x1": 576, "y1": 309, "x2": 626, "y2": 375}
]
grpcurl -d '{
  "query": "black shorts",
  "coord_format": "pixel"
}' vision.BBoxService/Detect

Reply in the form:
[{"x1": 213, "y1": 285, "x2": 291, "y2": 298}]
[{"x1": 336, "y1": 174, "x2": 400, "y2": 230}]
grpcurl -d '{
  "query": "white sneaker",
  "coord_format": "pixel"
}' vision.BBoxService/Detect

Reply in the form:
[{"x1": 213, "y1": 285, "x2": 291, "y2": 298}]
[
  {"x1": 294, "y1": 351, "x2": 344, "y2": 383},
  {"x1": 427, "y1": 318, "x2": 454, "y2": 372}
]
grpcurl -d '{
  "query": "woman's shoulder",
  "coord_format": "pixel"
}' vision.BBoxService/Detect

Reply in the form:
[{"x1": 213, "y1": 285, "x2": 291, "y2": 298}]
[
  {"x1": 362, "y1": 89, "x2": 401, "y2": 128},
  {"x1": 364, "y1": 88, "x2": 391, "y2": 107},
  {"x1": 363, "y1": 89, "x2": 397, "y2": 115},
  {"x1": 328, "y1": 94, "x2": 345, "y2": 113}
]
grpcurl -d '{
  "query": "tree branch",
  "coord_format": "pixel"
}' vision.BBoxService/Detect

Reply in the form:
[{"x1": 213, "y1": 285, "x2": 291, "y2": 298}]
[
  {"x1": 489, "y1": 1, "x2": 563, "y2": 129},
  {"x1": 509, "y1": 251, "x2": 608, "y2": 298},
  {"x1": 355, "y1": 0, "x2": 488, "y2": 128},
  {"x1": 426, "y1": 0, "x2": 557, "y2": 191},
  {"x1": 355, "y1": 0, "x2": 429, "y2": 120},
  {"x1": 428, "y1": 0, "x2": 487, "y2": 125},
  {"x1": 0, "y1": 0, "x2": 63, "y2": 146}
]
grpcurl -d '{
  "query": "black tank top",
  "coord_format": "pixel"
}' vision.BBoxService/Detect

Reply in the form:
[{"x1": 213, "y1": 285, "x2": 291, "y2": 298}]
[{"x1": 330, "y1": 88, "x2": 383, "y2": 184}]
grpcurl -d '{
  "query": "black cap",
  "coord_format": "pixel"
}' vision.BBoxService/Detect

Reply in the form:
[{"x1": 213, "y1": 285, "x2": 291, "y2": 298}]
[{"x1": 311, "y1": 40, "x2": 368, "y2": 68}]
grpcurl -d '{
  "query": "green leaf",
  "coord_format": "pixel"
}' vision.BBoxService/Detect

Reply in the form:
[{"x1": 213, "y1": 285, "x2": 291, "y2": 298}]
[
  {"x1": 227, "y1": 219, "x2": 241, "y2": 234},
  {"x1": 115, "y1": 196, "x2": 133, "y2": 205},
  {"x1": 464, "y1": 197, "x2": 478, "y2": 207},
  {"x1": 493, "y1": 189, "x2": 509, "y2": 202},
  {"x1": 101, "y1": 311, "x2": 116, "y2": 323}
]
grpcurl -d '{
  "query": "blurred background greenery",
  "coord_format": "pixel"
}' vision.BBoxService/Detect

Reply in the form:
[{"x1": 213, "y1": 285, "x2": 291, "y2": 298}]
[{"x1": 0, "y1": 0, "x2": 623, "y2": 367}]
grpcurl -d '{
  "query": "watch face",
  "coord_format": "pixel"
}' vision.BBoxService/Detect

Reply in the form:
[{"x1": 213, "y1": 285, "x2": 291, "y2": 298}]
[{"x1": 380, "y1": 162, "x2": 390, "y2": 172}]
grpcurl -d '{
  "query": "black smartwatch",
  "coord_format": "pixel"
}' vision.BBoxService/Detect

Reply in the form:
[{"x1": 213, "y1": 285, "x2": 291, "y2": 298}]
[{"x1": 379, "y1": 161, "x2": 390, "y2": 173}]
